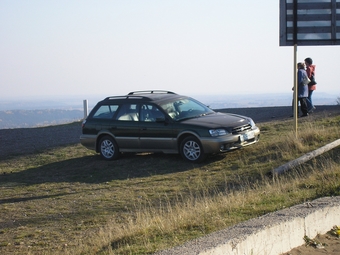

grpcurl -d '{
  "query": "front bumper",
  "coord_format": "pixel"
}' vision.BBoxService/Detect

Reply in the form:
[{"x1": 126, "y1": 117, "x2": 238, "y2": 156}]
[{"x1": 200, "y1": 127, "x2": 260, "y2": 154}]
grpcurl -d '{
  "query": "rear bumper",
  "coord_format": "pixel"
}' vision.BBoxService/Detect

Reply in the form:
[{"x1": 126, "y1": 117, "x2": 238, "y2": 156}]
[{"x1": 80, "y1": 134, "x2": 97, "y2": 151}]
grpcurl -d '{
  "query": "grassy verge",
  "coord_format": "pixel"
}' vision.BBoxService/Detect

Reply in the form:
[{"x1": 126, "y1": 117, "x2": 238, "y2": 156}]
[{"x1": 0, "y1": 114, "x2": 340, "y2": 254}]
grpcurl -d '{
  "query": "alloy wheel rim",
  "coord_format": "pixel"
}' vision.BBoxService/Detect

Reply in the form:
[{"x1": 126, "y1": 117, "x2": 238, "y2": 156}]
[
  {"x1": 101, "y1": 140, "x2": 114, "y2": 158},
  {"x1": 183, "y1": 141, "x2": 200, "y2": 160}
]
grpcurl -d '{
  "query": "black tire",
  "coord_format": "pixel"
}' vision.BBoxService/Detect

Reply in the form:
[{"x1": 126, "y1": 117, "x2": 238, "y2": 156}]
[
  {"x1": 98, "y1": 135, "x2": 119, "y2": 160},
  {"x1": 180, "y1": 136, "x2": 206, "y2": 163}
]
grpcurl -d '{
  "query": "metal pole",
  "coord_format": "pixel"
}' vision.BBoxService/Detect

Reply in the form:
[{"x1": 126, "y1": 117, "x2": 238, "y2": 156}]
[
  {"x1": 83, "y1": 99, "x2": 88, "y2": 119},
  {"x1": 293, "y1": 0, "x2": 298, "y2": 138},
  {"x1": 293, "y1": 44, "x2": 298, "y2": 137}
]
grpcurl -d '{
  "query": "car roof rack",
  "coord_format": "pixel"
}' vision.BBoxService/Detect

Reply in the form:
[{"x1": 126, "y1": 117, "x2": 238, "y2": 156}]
[
  {"x1": 103, "y1": 90, "x2": 178, "y2": 101},
  {"x1": 128, "y1": 90, "x2": 176, "y2": 95},
  {"x1": 103, "y1": 95, "x2": 143, "y2": 100}
]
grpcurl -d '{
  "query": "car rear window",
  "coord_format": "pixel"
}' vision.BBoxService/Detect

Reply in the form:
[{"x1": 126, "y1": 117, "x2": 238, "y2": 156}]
[{"x1": 92, "y1": 105, "x2": 118, "y2": 119}]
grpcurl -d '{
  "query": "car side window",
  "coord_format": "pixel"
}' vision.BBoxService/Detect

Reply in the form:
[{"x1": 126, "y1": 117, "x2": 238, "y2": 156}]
[
  {"x1": 140, "y1": 104, "x2": 164, "y2": 122},
  {"x1": 116, "y1": 104, "x2": 139, "y2": 121},
  {"x1": 92, "y1": 105, "x2": 118, "y2": 119},
  {"x1": 161, "y1": 102, "x2": 179, "y2": 120}
]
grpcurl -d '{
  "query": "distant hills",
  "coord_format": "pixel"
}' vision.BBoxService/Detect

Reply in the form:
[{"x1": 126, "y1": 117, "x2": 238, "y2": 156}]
[
  {"x1": 0, "y1": 92, "x2": 338, "y2": 129},
  {"x1": 0, "y1": 109, "x2": 83, "y2": 129}
]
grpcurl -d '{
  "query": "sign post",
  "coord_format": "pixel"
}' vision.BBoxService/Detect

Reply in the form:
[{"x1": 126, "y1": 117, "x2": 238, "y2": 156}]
[
  {"x1": 280, "y1": 0, "x2": 340, "y2": 47},
  {"x1": 280, "y1": 0, "x2": 340, "y2": 136},
  {"x1": 293, "y1": 44, "x2": 298, "y2": 137}
]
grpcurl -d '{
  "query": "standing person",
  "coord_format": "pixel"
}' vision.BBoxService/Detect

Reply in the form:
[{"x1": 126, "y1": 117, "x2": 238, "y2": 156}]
[
  {"x1": 297, "y1": 62, "x2": 309, "y2": 117},
  {"x1": 304, "y1": 57, "x2": 317, "y2": 112}
]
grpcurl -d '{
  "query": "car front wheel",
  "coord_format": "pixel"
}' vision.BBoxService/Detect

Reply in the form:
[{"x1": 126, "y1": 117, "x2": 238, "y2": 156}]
[
  {"x1": 99, "y1": 136, "x2": 119, "y2": 160},
  {"x1": 180, "y1": 136, "x2": 206, "y2": 163}
]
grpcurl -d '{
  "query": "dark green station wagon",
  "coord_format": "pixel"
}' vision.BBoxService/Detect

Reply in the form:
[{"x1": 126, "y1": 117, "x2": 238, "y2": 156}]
[{"x1": 80, "y1": 90, "x2": 260, "y2": 163}]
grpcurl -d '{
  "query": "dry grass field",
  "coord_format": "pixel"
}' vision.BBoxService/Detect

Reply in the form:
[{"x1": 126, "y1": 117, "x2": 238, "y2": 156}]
[{"x1": 0, "y1": 109, "x2": 340, "y2": 255}]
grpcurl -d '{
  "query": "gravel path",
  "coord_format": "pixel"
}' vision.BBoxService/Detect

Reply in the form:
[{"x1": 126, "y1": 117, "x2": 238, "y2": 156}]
[
  {"x1": 1, "y1": 105, "x2": 339, "y2": 159},
  {"x1": 0, "y1": 122, "x2": 82, "y2": 159}
]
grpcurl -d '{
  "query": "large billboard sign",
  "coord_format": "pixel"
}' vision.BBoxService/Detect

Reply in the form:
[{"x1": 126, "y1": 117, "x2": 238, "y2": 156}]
[{"x1": 280, "y1": 0, "x2": 340, "y2": 46}]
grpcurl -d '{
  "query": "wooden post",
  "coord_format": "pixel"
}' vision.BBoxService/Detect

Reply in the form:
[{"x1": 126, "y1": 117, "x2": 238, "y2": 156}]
[{"x1": 272, "y1": 139, "x2": 340, "y2": 175}]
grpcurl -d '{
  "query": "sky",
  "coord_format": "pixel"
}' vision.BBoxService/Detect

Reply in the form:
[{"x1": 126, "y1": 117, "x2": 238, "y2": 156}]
[{"x1": 1, "y1": 0, "x2": 340, "y2": 102}]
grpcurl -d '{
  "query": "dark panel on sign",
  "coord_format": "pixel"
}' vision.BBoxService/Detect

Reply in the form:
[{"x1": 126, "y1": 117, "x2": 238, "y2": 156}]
[{"x1": 280, "y1": 0, "x2": 340, "y2": 46}]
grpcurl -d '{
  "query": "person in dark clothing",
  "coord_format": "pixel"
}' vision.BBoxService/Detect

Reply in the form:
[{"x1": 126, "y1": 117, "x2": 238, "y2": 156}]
[
  {"x1": 291, "y1": 62, "x2": 309, "y2": 117},
  {"x1": 296, "y1": 62, "x2": 309, "y2": 117}
]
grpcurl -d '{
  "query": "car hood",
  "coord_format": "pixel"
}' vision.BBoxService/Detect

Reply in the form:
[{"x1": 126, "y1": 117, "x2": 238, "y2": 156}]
[{"x1": 180, "y1": 112, "x2": 251, "y2": 128}]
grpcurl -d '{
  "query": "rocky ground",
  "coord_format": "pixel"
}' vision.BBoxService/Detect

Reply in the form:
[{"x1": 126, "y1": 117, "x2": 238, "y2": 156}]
[{"x1": 283, "y1": 230, "x2": 340, "y2": 255}]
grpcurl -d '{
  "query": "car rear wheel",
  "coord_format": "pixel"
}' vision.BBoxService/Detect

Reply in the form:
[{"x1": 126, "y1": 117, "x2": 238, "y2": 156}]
[
  {"x1": 180, "y1": 136, "x2": 206, "y2": 163},
  {"x1": 99, "y1": 136, "x2": 119, "y2": 160}
]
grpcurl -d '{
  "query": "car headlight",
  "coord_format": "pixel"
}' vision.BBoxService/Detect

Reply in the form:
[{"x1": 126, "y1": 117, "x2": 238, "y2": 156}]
[{"x1": 209, "y1": 129, "x2": 228, "y2": 137}]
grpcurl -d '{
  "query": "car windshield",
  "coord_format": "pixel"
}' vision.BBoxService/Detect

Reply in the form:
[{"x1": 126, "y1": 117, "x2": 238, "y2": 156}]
[{"x1": 160, "y1": 98, "x2": 214, "y2": 121}]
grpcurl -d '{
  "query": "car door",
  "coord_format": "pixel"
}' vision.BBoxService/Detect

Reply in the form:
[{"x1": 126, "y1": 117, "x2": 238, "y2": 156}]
[
  {"x1": 113, "y1": 103, "x2": 140, "y2": 150},
  {"x1": 139, "y1": 104, "x2": 176, "y2": 151}
]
